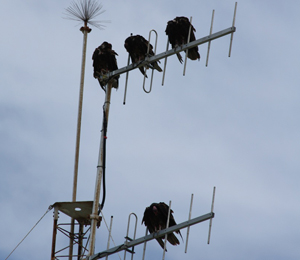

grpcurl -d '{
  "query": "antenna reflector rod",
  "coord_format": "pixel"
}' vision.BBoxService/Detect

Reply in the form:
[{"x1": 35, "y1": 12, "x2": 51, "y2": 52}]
[
  {"x1": 207, "y1": 186, "x2": 216, "y2": 244},
  {"x1": 183, "y1": 16, "x2": 193, "y2": 76},
  {"x1": 185, "y1": 193, "x2": 194, "y2": 253},
  {"x1": 206, "y1": 10, "x2": 215, "y2": 67},
  {"x1": 143, "y1": 29, "x2": 159, "y2": 94},
  {"x1": 229, "y1": 2, "x2": 237, "y2": 57},
  {"x1": 124, "y1": 213, "x2": 138, "y2": 260}
]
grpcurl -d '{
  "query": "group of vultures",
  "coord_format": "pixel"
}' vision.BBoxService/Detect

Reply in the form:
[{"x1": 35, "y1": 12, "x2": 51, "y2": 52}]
[
  {"x1": 93, "y1": 16, "x2": 199, "y2": 250},
  {"x1": 92, "y1": 16, "x2": 200, "y2": 91}
]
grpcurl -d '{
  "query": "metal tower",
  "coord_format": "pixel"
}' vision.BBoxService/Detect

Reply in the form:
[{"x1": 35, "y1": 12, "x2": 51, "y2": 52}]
[{"x1": 50, "y1": 3, "x2": 237, "y2": 260}]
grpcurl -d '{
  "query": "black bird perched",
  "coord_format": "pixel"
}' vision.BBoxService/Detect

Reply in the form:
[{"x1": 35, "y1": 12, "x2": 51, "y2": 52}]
[
  {"x1": 92, "y1": 41, "x2": 119, "y2": 91},
  {"x1": 165, "y1": 16, "x2": 200, "y2": 63},
  {"x1": 124, "y1": 35, "x2": 162, "y2": 77},
  {"x1": 142, "y1": 202, "x2": 182, "y2": 250}
]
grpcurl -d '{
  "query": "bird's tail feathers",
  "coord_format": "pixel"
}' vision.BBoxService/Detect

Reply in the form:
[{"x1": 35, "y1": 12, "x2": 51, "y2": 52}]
[
  {"x1": 156, "y1": 238, "x2": 167, "y2": 251},
  {"x1": 139, "y1": 67, "x2": 148, "y2": 78},
  {"x1": 176, "y1": 53, "x2": 183, "y2": 63},
  {"x1": 167, "y1": 233, "x2": 180, "y2": 245},
  {"x1": 153, "y1": 62, "x2": 163, "y2": 72},
  {"x1": 187, "y1": 48, "x2": 200, "y2": 61},
  {"x1": 176, "y1": 230, "x2": 184, "y2": 242}
]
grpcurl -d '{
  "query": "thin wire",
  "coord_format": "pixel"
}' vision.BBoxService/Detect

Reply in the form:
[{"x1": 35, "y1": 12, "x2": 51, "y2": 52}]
[{"x1": 5, "y1": 205, "x2": 53, "y2": 260}]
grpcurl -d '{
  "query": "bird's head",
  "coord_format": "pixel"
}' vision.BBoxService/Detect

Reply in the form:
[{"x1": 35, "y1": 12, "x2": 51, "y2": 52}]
[
  {"x1": 152, "y1": 205, "x2": 158, "y2": 216},
  {"x1": 100, "y1": 41, "x2": 111, "y2": 50}
]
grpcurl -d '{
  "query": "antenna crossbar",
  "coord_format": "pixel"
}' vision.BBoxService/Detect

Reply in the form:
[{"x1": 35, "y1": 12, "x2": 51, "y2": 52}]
[
  {"x1": 88, "y1": 212, "x2": 214, "y2": 260},
  {"x1": 103, "y1": 26, "x2": 235, "y2": 80}
]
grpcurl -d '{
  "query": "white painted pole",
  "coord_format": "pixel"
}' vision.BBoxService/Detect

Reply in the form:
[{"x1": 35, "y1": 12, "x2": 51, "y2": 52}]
[
  {"x1": 73, "y1": 25, "x2": 90, "y2": 203},
  {"x1": 70, "y1": 23, "x2": 91, "y2": 260},
  {"x1": 89, "y1": 82, "x2": 113, "y2": 256}
]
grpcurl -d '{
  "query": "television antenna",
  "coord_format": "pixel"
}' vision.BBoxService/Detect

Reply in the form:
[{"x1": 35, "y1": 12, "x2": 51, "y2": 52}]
[{"x1": 53, "y1": 2, "x2": 237, "y2": 260}]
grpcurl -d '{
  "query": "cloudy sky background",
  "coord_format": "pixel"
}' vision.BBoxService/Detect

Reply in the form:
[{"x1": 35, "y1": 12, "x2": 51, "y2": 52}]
[{"x1": 1, "y1": 0, "x2": 300, "y2": 259}]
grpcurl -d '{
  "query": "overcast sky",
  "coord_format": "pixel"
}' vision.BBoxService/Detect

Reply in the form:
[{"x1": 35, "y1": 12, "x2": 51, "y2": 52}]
[{"x1": 1, "y1": 0, "x2": 300, "y2": 259}]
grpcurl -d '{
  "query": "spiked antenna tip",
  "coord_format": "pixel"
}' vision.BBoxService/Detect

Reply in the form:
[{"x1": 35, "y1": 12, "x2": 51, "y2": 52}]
[{"x1": 64, "y1": 0, "x2": 110, "y2": 29}]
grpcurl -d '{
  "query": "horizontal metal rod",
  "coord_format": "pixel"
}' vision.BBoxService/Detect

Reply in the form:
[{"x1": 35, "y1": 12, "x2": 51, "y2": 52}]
[
  {"x1": 88, "y1": 212, "x2": 214, "y2": 260},
  {"x1": 104, "y1": 27, "x2": 236, "y2": 80}
]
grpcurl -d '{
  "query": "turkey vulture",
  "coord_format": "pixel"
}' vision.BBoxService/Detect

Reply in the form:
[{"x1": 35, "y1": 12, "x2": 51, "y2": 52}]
[
  {"x1": 92, "y1": 41, "x2": 119, "y2": 91},
  {"x1": 165, "y1": 16, "x2": 200, "y2": 63},
  {"x1": 142, "y1": 202, "x2": 182, "y2": 250},
  {"x1": 124, "y1": 35, "x2": 162, "y2": 77}
]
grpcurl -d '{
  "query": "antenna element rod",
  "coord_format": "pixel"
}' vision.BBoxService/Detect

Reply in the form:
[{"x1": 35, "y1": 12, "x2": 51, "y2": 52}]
[
  {"x1": 229, "y1": 2, "x2": 237, "y2": 57},
  {"x1": 206, "y1": 10, "x2": 215, "y2": 67},
  {"x1": 207, "y1": 186, "x2": 216, "y2": 244},
  {"x1": 185, "y1": 193, "x2": 194, "y2": 253},
  {"x1": 183, "y1": 16, "x2": 193, "y2": 76}
]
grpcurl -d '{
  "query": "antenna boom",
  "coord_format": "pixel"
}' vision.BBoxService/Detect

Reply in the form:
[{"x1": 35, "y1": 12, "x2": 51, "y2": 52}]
[{"x1": 103, "y1": 26, "x2": 236, "y2": 80}]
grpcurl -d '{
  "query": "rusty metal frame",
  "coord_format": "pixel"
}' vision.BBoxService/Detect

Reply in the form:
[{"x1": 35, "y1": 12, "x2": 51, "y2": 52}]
[{"x1": 51, "y1": 201, "x2": 101, "y2": 260}]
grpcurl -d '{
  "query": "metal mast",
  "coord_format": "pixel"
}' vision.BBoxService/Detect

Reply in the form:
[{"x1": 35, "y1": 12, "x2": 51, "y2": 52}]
[
  {"x1": 64, "y1": 1, "x2": 108, "y2": 258},
  {"x1": 70, "y1": 21, "x2": 91, "y2": 259},
  {"x1": 64, "y1": 0, "x2": 107, "y2": 207},
  {"x1": 89, "y1": 82, "x2": 113, "y2": 255}
]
